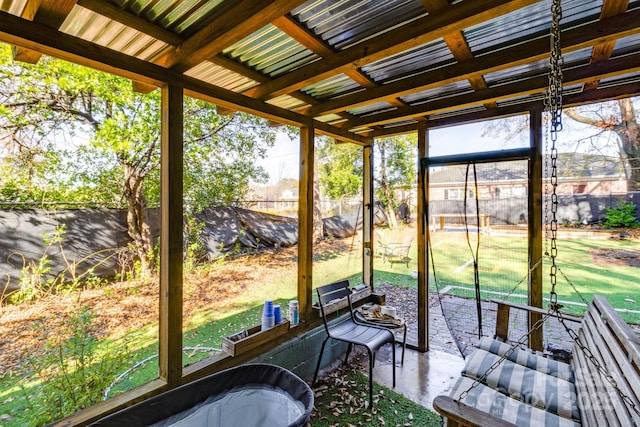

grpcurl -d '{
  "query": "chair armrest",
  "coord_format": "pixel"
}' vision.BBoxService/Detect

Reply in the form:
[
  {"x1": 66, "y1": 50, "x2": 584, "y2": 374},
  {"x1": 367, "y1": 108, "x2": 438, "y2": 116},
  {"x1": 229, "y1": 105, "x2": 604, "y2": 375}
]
[
  {"x1": 491, "y1": 299, "x2": 582, "y2": 342},
  {"x1": 490, "y1": 299, "x2": 582, "y2": 323},
  {"x1": 433, "y1": 396, "x2": 518, "y2": 427}
]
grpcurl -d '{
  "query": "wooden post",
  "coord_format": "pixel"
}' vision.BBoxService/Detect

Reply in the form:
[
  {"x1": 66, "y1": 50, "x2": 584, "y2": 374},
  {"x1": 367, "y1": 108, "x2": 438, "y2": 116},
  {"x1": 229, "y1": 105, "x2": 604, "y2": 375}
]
[
  {"x1": 417, "y1": 122, "x2": 429, "y2": 352},
  {"x1": 159, "y1": 84, "x2": 183, "y2": 384},
  {"x1": 298, "y1": 126, "x2": 314, "y2": 322},
  {"x1": 529, "y1": 109, "x2": 544, "y2": 351},
  {"x1": 362, "y1": 143, "x2": 374, "y2": 288}
]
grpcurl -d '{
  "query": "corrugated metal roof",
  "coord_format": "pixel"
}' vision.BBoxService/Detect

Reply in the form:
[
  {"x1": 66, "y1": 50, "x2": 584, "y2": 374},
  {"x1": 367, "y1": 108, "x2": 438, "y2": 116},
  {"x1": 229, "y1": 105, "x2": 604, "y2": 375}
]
[
  {"x1": 362, "y1": 39, "x2": 455, "y2": 84},
  {"x1": 223, "y1": 24, "x2": 319, "y2": 78},
  {"x1": 612, "y1": 33, "x2": 640, "y2": 57},
  {"x1": 302, "y1": 73, "x2": 361, "y2": 99},
  {"x1": 62, "y1": 6, "x2": 170, "y2": 62},
  {"x1": 483, "y1": 47, "x2": 593, "y2": 87},
  {"x1": 401, "y1": 80, "x2": 473, "y2": 105},
  {"x1": 267, "y1": 94, "x2": 309, "y2": 111},
  {"x1": 348, "y1": 101, "x2": 396, "y2": 116},
  {"x1": 110, "y1": 0, "x2": 225, "y2": 36},
  {"x1": 292, "y1": 0, "x2": 426, "y2": 50},
  {"x1": 185, "y1": 62, "x2": 258, "y2": 93},
  {"x1": 465, "y1": 0, "x2": 603, "y2": 56},
  {"x1": 0, "y1": 0, "x2": 638, "y2": 136}
]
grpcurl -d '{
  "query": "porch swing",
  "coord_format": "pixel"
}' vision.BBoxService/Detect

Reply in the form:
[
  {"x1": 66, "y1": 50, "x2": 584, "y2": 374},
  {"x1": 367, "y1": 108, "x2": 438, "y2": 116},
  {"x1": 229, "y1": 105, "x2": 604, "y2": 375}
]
[{"x1": 431, "y1": 1, "x2": 640, "y2": 425}]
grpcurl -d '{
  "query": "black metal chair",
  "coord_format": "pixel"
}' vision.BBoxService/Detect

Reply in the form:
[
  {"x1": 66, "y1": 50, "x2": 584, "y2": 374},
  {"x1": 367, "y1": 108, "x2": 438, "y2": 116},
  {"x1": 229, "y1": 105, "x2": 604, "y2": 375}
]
[{"x1": 312, "y1": 280, "x2": 396, "y2": 406}]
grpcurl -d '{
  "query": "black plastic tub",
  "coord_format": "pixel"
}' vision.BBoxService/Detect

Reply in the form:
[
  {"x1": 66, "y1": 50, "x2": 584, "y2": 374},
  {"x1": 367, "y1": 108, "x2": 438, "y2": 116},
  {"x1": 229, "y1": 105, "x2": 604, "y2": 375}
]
[{"x1": 91, "y1": 363, "x2": 314, "y2": 427}]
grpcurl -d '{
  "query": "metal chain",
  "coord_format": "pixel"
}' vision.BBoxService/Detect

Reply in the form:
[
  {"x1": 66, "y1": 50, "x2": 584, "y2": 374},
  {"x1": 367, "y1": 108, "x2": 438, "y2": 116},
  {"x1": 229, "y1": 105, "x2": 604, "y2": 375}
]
[
  {"x1": 544, "y1": 113, "x2": 550, "y2": 256},
  {"x1": 457, "y1": 2, "x2": 567, "y2": 404},
  {"x1": 546, "y1": 0, "x2": 563, "y2": 312},
  {"x1": 458, "y1": 1, "x2": 638, "y2": 415}
]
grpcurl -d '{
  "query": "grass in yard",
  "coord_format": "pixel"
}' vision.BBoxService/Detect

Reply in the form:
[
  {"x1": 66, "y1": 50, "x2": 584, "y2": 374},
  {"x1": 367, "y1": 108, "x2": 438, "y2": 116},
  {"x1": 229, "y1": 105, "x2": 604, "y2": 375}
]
[{"x1": 311, "y1": 364, "x2": 441, "y2": 427}]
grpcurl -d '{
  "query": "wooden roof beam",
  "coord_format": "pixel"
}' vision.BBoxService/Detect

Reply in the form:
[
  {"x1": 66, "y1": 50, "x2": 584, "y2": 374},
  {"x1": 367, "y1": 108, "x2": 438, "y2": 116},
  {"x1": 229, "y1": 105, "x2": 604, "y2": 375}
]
[
  {"x1": 583, "y1": 0, "x2": 630, "y2": 91},
  {"x1": 408, "y1": 80, "x2": 640, "y2": 132},
  {"x1": 76, "y1": 0, "x2": 183, "y2": 46},
  {"x1": 421, "y1": 0, "x2": 496, "y2": 108},
  {"x1": 242, "y1": 0, "x2": 541, "y2": 101},
  {"x1": 342, "y1": 51, "x2": 640, "y2": 129},
  {"x1": 154, "y1": 0, "x2": 307, "y2": 73},
  {"x1": 271, "y1": 15, "x2": 408, "y2": 110},
  {"x1": 12, "y1": 0, "x2": 76, "y2": 63},
  {"x1": 302, "y1": 9, "x2": 640, "y2": 117},
  {"x1": 0, "y1": 10, "x2": 368, "y2": 146}
]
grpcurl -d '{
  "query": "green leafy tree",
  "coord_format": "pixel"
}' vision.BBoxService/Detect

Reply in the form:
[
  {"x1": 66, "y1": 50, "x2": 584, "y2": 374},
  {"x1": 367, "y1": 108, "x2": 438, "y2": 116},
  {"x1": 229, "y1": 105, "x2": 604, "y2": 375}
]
[
  {"x1": 0, "y1": 45, "x2": 276, "y2": 273},
  {"x1": 317, "y1": 138, "x2": 363, "y2": 199},
  {"x1": 374, "y1": 135, "x2": 417, "y2": 228},
  {"x1": 316, "y1": 134, "x2": 417, "y2": 228}
]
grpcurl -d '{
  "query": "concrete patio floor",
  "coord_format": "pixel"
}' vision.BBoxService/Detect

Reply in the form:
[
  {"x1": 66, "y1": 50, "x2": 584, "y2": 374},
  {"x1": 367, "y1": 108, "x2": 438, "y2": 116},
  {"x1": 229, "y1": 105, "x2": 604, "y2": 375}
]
[{"x1": 368, "y1": 343, "x2": 465, "y2": 411}]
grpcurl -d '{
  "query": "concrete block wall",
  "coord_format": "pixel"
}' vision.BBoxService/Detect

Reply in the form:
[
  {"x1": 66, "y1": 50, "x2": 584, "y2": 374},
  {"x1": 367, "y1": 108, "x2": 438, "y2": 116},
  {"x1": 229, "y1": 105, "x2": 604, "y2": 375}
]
[{"x1": 252, "y1": 318, "x2": 350, "y2": 382}]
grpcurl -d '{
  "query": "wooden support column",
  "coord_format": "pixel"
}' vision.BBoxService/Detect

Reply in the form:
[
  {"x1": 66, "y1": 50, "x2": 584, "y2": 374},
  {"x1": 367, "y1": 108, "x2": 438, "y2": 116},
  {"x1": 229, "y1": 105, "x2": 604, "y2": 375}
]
[
  {"x1": 528, "y1": 109, "x2": 543, "y2": 351},
  {"x1": 159, "y1": 84, "x2": 184, "y2": 384},
  {"x1": 362, "y1": 144, "x2": 374, "y2": 288},
  {"x1": 298, "y1": 126, "x2": 314, "y2": 322},
  {"x1": 417, "y1": 123, "x2": 429, "y2": 352}
]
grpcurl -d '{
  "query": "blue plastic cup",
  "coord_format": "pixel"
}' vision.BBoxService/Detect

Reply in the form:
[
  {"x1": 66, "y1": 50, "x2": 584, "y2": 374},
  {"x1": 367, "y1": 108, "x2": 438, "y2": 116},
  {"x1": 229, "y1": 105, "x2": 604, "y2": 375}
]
[
  {"x1": 273, "y1": 304, "x2": 282, "y2": 323},
  {"x1": 263, "y1": 300, "x2": 274, "y2": 317}
]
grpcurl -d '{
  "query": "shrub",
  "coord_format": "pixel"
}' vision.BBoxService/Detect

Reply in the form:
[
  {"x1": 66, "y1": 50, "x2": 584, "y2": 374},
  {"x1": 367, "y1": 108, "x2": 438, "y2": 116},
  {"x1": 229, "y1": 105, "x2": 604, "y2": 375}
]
[
  {"x1": 16, "y1": 306, "x2": 129, "y2": 426},
  {"x1": 603, "y1": 200, "x2": 640, "y2": 228}
]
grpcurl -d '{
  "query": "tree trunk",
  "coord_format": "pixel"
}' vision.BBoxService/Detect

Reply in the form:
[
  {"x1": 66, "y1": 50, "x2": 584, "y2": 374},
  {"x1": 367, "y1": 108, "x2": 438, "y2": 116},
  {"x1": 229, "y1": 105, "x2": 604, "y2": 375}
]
[
  {"x1": 565, "y1": 99, "x2": 640, "y2": 191},
  {"x1": 615, "y1": 98, "x2": 640, "y2": 191},
  {"x1": 123, "y1": 165, "x2": 153, "y2": 276},
  {"x1": 378, "y1": 139, "x2": 398, "y2": 229}
]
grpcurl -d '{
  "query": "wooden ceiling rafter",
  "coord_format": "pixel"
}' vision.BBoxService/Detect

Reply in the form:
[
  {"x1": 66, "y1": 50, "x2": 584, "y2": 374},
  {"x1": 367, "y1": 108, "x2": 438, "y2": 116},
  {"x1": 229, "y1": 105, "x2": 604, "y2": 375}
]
[
  {"x1": 242, "y1": 0, "x2": 541, "y2": 101},
  {"x1": 583, "y1": 0, "x2": 630, "y2": 91},
  {"x1": 153, "y1": 0, "x2": 308, "y2": 73},
  {"x1": 300, "y1": 9, "x2": 640, "y2": 118},
  {"x1": 271, "y1": 15, "x2": 407, "y2": 109},
  {"x1": 341, "y1": 51, "x2": 640, "y2": 130},
  {"x1": 12, "y1": 0, "x2": 76, "y2": 63},
  {"x1": 400, "y1": 80, "x2": 640, "y2": 133},
  {"x1": 271, "y1": 14, "x2": 404, "y2": 131},
  {"x1": 421, "y1": 0, "x2": 496, "y2": 109},
  {"x1": 1, "y1": 0, "x2": 638, "y2": 146},
  {"x1": 0, "y1": 9, "x2": 370, "y2": 146}
]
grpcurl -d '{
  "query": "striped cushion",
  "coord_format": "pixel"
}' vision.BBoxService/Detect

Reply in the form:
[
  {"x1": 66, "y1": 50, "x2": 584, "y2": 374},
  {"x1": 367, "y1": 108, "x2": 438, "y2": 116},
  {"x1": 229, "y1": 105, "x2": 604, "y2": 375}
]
[
  {"x1": 462, "y1": 348, "x2": 580, "y2": 421},
  {"x1": 449, "y1": 376, "x2": 581, "y2": 427},
  {"x1": 477, "y1": 337, "x2": 574, "y2": 382}
]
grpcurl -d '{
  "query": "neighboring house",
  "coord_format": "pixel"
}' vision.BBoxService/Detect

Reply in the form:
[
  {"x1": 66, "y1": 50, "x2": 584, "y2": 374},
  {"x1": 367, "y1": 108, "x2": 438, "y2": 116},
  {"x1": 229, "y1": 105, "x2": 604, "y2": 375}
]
[{"x1": 428, "y1": 153, "x2": 627, "y2": 201}]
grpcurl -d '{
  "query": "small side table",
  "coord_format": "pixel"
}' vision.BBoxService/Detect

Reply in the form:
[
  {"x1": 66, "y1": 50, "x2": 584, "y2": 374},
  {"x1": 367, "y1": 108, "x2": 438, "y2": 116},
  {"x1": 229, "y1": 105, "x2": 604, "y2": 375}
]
[{"x1": 356, "y1": 305, "x2": 407, "y2": 364}]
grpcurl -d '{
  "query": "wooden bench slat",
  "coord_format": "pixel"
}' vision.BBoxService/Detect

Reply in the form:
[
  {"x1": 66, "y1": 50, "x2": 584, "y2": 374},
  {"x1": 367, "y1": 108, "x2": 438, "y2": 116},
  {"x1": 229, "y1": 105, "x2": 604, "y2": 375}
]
[
  {"x1": 432, "y1": 395, "x2": 519, "y2": 427},
  {"x1": 584, "y1": 307, "x2": 640, "y2": 399},
  {"x1": 572, "y1": 342, "x2": 614, "y2": 427},
  {"x1": 580, "y1": 312, "x2": 635, "y2": 426},
  {"x1": 582, "y1": 309, "x2": 640, "y2": 426},
  {"x1": 593, "y1": 295, "x2": 640, "y2": 367}
]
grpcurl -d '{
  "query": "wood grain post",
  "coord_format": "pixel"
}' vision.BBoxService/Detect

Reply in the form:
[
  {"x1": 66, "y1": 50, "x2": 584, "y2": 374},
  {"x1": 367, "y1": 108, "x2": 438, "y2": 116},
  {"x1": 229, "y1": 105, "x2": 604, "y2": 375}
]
[
  {"x1": 529, "y1": 108, "x2": 543, "y2": 351},
  {"x1": 417, "y1": 122, "x2": 429, "y2": 352},
  {"x1": 363, "y1": 143, "x2": 374, "y2": 288},
  {"x1": 159, "y1": 84, "x2": 184, "y2": 384},
  {"x1": 298, "y1": 126, "x2": 314, "y2": 322}
]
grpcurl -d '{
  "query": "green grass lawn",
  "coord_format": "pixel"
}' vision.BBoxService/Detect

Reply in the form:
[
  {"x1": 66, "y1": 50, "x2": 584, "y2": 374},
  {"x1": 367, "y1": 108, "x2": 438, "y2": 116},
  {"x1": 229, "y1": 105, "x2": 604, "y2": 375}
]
[{"x1": 1, "y1": 231, "x2": 638, "y2": 425}]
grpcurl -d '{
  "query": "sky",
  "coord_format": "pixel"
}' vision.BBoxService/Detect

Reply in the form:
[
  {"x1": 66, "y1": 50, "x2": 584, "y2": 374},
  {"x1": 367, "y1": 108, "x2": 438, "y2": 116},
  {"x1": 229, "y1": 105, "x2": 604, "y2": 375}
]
[{"x1": 257, "y1": 115, "x2": 621, "y2": 185}]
